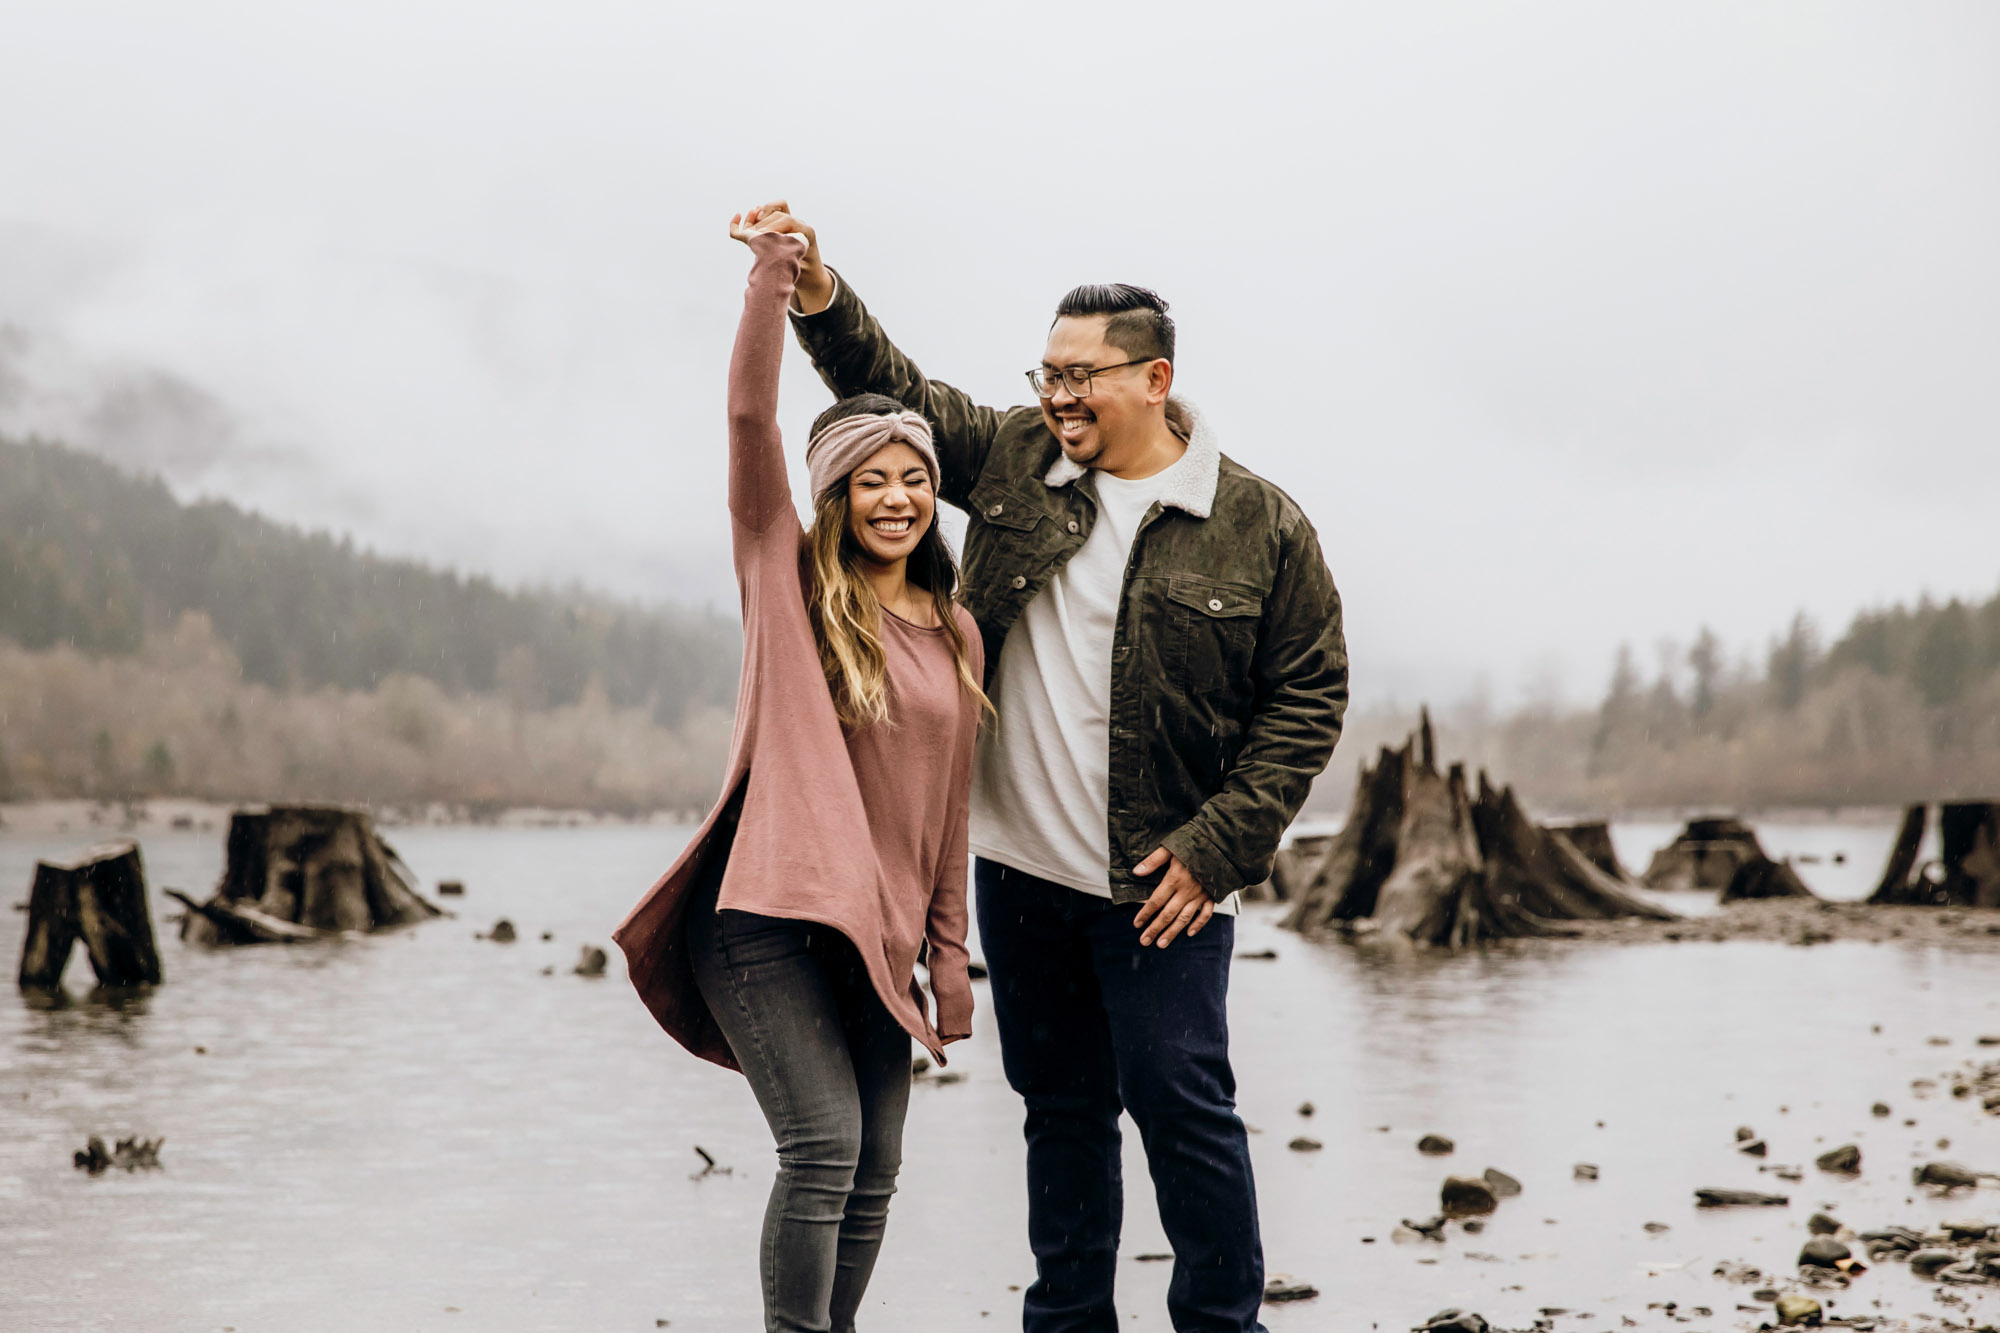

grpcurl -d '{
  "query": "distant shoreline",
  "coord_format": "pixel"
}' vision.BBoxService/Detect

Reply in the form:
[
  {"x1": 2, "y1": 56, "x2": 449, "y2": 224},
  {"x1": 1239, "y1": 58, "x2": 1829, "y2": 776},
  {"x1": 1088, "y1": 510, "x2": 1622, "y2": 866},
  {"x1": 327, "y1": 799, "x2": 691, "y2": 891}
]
[
  {"x1": 3, "y1": 797, "x2": 1909, "y2": 846},
  {"x1": 0, "y1": 798, "x2": 706, "y2": 839}
]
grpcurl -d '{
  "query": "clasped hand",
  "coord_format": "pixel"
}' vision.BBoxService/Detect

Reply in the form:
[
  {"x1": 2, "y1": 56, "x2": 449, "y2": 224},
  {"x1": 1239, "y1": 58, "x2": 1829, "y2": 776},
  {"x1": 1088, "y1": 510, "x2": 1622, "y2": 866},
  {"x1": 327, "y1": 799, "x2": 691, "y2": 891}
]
[{"x1": 1131, "y1": 849, "x2": 1214, "y2": 948}]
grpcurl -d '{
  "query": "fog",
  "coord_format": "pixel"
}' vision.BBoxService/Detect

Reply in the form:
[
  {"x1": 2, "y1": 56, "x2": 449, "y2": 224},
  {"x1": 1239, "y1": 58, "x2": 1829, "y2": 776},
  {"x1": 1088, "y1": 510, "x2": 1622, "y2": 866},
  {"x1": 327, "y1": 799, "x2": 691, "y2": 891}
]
[{"x1": 2, "y1": 1, "x2": 1996, "y2": 705}]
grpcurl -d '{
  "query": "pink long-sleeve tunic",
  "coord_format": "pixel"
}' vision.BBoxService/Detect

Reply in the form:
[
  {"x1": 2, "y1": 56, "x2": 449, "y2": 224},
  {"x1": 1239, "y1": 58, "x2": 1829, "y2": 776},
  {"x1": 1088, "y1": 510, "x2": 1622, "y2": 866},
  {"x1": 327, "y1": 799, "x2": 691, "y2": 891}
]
[{"x1": 611, "y1": 231, "x2": 980, "y2": 1068}]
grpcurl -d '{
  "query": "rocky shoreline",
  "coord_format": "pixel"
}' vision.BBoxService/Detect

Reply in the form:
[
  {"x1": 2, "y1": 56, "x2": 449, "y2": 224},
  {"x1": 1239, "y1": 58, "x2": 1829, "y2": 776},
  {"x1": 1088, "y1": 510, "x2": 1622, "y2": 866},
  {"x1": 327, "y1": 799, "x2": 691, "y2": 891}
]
[{"x1": 1564, "y1": 900, "x2": 2000, "y2": 949}]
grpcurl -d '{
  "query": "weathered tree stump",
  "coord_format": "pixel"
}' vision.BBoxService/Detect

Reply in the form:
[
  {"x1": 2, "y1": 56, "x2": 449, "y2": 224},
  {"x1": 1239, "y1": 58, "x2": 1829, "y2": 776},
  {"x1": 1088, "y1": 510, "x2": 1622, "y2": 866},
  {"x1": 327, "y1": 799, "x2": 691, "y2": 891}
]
[
  {"x1": 1281, "y1": 712, "x2": 1675, "y2": 946},
  {"x1": 1547, "y1": 822, "x2": 1625, "y2": 880},
  {"x1": 18, "y1": 842, "x2": 163, "y2": 989},
  {"x1": 1251, "y1": 834, "x2": 1336, "y2": 903},
  {"x1": 1639, "y1": 818, "x2": 1766, "y2": 893},
  {"x1": 176, "y1": 806, "x2": 440, "y2": 945},
  {"x1": 1871, "y1": 802, "x2": 2000, "y2": 907},
  {"x1": 1721, "y1": 855, "x2": 1816, "y2": 902}
]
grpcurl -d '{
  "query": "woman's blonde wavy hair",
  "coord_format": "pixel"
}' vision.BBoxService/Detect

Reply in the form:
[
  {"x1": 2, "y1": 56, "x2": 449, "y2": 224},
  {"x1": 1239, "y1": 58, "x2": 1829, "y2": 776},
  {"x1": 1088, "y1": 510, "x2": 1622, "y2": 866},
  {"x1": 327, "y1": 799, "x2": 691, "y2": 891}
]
[{"x1": 804, "y1": 396, "x2": 992, "y2": 730}]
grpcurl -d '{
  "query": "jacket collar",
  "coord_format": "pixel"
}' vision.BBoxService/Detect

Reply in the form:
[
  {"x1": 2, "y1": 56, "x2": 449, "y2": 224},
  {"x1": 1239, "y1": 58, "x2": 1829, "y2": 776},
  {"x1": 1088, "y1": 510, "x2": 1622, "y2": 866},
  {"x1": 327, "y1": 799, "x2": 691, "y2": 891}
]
[{"x1": 1042, "y1": 400, "x2": 1219, "y2": 520}]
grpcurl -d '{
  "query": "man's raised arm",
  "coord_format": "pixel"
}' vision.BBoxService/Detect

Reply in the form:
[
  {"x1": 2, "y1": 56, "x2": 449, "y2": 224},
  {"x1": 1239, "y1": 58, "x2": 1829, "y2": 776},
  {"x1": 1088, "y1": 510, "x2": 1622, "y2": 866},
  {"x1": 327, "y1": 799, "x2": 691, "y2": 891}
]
[{"x1": 734, "y1": 201, "x2": 1004, "y2": 509}]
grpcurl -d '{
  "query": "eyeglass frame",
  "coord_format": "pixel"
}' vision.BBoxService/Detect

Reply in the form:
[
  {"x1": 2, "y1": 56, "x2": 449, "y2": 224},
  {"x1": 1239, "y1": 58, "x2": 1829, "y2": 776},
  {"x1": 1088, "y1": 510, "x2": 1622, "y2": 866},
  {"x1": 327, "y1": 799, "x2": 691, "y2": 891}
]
[{"x1": 1024, "y1": 358, "x2": 1159, "y2": 399}]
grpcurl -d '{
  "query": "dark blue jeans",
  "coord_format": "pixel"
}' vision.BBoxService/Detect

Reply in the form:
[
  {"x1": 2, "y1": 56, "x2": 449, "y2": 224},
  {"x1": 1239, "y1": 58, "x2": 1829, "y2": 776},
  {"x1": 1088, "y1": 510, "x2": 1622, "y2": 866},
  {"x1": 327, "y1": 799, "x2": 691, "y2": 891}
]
[
  {"x1": 976, "y1": 859, "x2": 1267, "y2": 1333},
  {"x1": 689, "y1": 873, "x2": 912, "y2": 1333}
]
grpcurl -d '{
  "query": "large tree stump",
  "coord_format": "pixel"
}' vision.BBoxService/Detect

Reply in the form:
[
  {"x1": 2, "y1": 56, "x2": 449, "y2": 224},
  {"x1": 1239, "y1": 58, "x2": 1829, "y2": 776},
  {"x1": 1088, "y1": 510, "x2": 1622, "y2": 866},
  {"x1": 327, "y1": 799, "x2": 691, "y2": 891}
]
[
  {"x1": 1871, "y1": 802, "x2": 2000, "y2": 907},
  {"x1": 178, "y1": 806, "x2": 441, "y2": 945},
  {"x1": 18, "y1": 842, "x2": 163, "y2": 988},
  {"x1": 1639, "y1": 818, "x2": 1766, "y2": 894},
  {"x1": 1548, "y1": 822, "x2": 1625, "y2": 880},
  {"x1": 1253, "y1": 834, "x2": 1336, "y2": 903},
  {"x1": 1721, "y1": 855, "x2": 1816, "y2": 902},
  {"x1": 1281, "y1": 713, "x2": 1675, "y2": 946}
]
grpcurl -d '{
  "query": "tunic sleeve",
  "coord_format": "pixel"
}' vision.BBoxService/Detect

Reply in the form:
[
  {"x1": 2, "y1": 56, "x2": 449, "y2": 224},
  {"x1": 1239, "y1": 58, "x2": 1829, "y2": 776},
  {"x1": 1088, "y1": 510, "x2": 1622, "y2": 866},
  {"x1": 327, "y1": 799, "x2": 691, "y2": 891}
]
[
  {"x1": 925, "y1": 608, "x2": 985, "y2": 1041},
  {"x1": 728, "y1": 232, "x2": 810, "y2": 541}
]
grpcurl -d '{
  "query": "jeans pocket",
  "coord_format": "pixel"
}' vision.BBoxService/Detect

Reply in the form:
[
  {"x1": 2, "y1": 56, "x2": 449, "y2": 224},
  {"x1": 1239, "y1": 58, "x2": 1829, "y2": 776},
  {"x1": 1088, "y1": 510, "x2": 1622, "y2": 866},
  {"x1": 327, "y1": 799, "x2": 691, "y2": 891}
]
[{"x1": 715, "y1": 909, "x2": 812, "y2": 970}]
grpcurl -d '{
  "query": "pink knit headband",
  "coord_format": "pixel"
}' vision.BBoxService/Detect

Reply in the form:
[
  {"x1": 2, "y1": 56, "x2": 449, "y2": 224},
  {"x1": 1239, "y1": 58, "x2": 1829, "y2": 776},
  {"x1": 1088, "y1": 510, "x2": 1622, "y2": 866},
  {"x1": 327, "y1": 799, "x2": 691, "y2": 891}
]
[{"x1": 805, "y1": 410, "x2": 941, "y2": 500}]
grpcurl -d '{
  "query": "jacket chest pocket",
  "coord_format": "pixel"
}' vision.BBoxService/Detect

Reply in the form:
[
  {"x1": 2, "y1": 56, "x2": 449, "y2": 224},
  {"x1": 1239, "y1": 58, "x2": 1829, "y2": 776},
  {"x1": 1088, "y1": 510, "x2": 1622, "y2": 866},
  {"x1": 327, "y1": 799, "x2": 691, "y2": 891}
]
[
  {"x1": 1167, "y1": 577, "x2": 1263, "y2": 693},
  {"x1": 965, "y1": 482, "x2": 1064, "y2": 581}
]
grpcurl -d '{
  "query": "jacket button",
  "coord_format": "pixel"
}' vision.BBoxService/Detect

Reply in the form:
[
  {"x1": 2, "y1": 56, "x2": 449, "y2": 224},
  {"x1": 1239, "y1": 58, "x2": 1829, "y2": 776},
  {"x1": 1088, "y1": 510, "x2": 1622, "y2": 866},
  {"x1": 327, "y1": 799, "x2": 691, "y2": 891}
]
[
  {"x1": 1067, "y1": 519, "x2": 1079, "y2": 533},
  {"x1": 1208, "y1": 597, "x2": 1224, "y2": 611},
  {"x1": 1011, "y1": 575, "x2": 1027, "y2": 589},
  {"x1": 988, "y1": 503, "x2": 1005, "y2": 516}
]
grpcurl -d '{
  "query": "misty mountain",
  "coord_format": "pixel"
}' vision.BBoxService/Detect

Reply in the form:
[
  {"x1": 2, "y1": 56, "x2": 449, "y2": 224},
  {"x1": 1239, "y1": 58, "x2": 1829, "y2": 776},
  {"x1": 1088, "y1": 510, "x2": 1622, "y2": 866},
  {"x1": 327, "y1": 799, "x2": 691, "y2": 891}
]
[{"x1": 0, "y1": 434, "x2": 740, "y2": 723}]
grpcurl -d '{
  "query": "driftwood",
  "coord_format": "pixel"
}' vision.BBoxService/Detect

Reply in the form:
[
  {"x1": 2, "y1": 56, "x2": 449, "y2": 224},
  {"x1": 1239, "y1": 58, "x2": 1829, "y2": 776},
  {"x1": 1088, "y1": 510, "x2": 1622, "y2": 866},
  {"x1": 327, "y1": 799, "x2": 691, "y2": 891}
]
[
  {"x1": 1871, "y1": 802, "x2": 2000, "y2": 907},
  {"x1": 1547, "y1": 822, "x2": 1624, "y2": 880},
  {"x1": 1281, "y1": 713, "x2": 1675, "y2": 946},
  {"x1": 18, "y1": 842, "x2": 162, "y2": 989},
  {"x1": 1640, "y1": 818, "x2": 1766, "y2": 893},
  {"x1": 180, "y1": 806, "x2": 440, "y2": 945}
]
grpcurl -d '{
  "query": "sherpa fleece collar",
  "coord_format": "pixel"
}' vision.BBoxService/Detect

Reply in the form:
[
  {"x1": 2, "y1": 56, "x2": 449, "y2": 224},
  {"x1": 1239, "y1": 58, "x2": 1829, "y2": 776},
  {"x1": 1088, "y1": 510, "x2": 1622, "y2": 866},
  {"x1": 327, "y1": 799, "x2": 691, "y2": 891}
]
[{"x1": 1041, "y1": 401, "x2": 1220, "y2": 520}]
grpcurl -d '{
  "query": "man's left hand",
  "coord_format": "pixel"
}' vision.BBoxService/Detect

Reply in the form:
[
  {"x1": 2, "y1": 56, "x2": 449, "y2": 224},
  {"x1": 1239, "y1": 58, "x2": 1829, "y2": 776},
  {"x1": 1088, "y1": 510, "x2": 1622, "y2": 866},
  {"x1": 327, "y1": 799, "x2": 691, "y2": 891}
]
[{"x1": 1131, "y1": 849, "x2": 1215, "y2": 948}]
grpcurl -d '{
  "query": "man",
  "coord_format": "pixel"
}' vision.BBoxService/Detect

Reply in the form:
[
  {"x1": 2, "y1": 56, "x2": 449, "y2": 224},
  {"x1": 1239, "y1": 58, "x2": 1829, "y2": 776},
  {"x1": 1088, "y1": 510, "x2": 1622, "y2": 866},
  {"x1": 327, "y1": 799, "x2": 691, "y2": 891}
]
[{"x1": 756, "y1": 201, "x2": 1347, "y2": 1333}]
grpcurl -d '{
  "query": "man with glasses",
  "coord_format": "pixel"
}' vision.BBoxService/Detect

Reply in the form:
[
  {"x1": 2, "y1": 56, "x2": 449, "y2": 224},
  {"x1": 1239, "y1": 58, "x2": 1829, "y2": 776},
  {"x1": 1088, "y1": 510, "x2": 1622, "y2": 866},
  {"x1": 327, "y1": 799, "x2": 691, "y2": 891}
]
[{"x1": 754, "y1": 201, "x2": 1348, "y2": 1333}]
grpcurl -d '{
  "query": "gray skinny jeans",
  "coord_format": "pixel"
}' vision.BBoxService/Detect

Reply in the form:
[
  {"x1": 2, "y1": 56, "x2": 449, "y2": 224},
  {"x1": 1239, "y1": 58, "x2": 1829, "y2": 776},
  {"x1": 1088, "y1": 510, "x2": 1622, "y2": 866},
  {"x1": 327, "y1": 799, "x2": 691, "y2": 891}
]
[{"x1": 688, "y1": 875, "x2": 913, "y2": 1333}]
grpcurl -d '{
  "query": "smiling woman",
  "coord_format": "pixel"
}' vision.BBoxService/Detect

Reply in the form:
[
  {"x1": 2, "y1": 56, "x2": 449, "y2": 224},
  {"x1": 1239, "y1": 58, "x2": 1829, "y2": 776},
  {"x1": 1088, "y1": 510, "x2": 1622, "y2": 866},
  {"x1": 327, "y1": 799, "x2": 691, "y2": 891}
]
[
  {"x1": 800, "y1": 392, "x2": 985, "y2": 728},
  {"x1": 612, "y1": 218, "x2": 994, "y2": 1333}
]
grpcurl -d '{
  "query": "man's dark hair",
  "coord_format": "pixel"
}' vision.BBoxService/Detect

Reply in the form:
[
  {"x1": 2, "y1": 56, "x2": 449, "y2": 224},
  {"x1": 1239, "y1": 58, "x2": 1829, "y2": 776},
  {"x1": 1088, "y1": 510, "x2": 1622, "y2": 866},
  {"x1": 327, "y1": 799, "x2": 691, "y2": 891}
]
[{"x1": 1052, "y1": 284, "x2": 1175, "y2": 365}]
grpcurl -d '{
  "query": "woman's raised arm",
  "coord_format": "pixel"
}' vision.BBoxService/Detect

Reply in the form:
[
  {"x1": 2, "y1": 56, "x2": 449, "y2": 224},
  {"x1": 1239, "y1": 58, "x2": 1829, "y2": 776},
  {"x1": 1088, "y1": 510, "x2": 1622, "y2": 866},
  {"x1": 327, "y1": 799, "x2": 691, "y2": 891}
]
[{"x1": 725, "y1": 221, "x2": 809, "y2": 533}]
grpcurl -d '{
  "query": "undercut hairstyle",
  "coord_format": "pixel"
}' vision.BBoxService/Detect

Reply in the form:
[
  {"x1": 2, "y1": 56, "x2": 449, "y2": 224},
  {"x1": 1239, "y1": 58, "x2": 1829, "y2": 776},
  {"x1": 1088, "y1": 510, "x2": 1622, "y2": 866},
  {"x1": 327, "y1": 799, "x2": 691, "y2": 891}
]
[{"x1": 1052, "y1": 284, "x2": 1175, "y2": 366}]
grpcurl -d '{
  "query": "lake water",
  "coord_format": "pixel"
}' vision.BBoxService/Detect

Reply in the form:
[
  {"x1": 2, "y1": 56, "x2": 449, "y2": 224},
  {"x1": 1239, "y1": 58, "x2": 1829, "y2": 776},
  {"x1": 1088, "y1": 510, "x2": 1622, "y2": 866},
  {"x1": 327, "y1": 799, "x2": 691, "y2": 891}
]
[{"x1": 5, "y1": 816, "x2": 2000, "y2": 1332}]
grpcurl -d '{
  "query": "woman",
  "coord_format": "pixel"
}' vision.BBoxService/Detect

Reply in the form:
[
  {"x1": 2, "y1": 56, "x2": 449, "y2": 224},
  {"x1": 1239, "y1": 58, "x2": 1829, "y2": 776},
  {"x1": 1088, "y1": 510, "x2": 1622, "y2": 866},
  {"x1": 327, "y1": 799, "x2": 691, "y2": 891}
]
[{"x1": 611, "y1": 210, "x2": 986, "y2": 1333}]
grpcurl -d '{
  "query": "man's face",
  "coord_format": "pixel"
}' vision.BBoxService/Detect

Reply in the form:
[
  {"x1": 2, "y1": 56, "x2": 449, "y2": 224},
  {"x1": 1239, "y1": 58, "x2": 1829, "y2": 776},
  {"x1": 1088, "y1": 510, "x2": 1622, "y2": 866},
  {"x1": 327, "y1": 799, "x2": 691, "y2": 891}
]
[{"x1": 1038, "y1": 315, "x2": 1158, "y2": 467}]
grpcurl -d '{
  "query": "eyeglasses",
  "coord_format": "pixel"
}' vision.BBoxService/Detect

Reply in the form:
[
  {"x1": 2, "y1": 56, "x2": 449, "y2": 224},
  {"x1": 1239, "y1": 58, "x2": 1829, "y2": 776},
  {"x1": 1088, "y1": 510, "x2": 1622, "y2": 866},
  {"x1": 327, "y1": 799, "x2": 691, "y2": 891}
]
[{"x1": 1024, "y1": 359, "x2": 1156, "y2": 399}]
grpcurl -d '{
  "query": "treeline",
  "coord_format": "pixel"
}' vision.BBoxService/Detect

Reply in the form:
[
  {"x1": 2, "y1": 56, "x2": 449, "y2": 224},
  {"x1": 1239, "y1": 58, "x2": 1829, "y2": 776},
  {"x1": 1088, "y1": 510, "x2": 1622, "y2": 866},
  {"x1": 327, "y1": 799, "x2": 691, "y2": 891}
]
[
  {"x1": 1309, "y1": 583, "x2": 2000, "y2": 817},
  {"x1": 0, "y1": 436, "x2": 740, "y2": 723},
  {"x1": 0, "y1": 615, "x2": 731, "y2": 812}
]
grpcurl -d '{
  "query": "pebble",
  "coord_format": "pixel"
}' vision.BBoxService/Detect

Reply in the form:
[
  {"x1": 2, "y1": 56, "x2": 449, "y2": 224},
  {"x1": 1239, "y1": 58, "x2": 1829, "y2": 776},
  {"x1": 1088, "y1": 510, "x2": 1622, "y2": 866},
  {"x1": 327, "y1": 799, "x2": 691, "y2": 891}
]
[
  {"x1": 485, "y1": 918, "x2": 517, "y2": 943},
  {"x1": 1573, "y1": 1163, "x2": 1599, "y2": 1181},
  {"x1": 1909, "y1": 1248, "x2": 1960, "y2": 1277},
  {"x1": 1871, "y1": 1102, "x2": 1891, "y2": 1117},
  {"x1": 1481, "y1": 1168, "x2": 1522, "y2": 1198},
  {"x1": 1416, "y1": 1312, "x2": 1488, "y2": 1333},
  {"x1": 1915, "y1": 1161, "x2": 1981, "y2": 1189},
  {"x1": 1815, "y1": 1144, "x2": 1861, "y2": 1174},
  {"x1": 1739, "y1": 1139, "x2": 1769, "y2": 1157},
  {"x1": 1696, "y1": 1188, "x2": 1789, "y2": 1208},
  {"x1": 1798, "y1": 1236, "x2": 1851, "y2": 1267},
  {"x1": 1807, "y1": 1212, "x2": 1841, "y2": 1235},
  {"x1": 1288, "y1": 1136, "x2": 1323, "y2": 1152},
  {"x1": 1736, "y1": 1125, "x2": 1758, "y2": 1142},
  {"x1": 1297, "y1": 1101, "x2": 1315, "y2": 1117},
  {"x1": 1441, "y1": 1176, "x2": 1498, "y2": 1216},
  {"x1": 1774, "y1": 1293, "x2": 1821, "y2": 1326},
  {"x1": 573, "y1": 945, "x2": 608, "y2": 977},
  {"x1": 1418, "y1": 1134, "x2": 1455, "y2": 1156},
  {"x1": 1261, "y1": 1274, "x2": 1317, "y2": 1303}
]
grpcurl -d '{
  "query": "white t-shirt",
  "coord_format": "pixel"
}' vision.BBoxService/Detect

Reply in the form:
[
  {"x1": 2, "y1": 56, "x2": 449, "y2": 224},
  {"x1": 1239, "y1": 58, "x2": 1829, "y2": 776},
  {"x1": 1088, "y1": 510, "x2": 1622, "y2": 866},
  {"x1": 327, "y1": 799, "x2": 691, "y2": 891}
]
[{"x1": 970, "y1": 450, "x2": 1238, "y2": 915}]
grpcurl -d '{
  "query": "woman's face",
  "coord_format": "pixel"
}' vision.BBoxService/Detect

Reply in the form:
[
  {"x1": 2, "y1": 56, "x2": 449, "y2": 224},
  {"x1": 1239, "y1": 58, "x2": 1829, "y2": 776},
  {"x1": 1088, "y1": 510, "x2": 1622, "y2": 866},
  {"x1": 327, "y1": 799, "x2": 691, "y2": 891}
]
[{"x1": 844, "y1": 441, "x2": 935, "y2": 567}]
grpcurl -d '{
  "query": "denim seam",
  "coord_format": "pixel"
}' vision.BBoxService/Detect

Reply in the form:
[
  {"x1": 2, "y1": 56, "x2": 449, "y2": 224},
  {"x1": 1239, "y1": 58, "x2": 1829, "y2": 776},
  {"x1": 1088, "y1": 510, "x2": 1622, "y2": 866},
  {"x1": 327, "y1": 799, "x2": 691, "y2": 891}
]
[{"x1": 714, "y1": 913, "x2": 796, "y2": 1326}]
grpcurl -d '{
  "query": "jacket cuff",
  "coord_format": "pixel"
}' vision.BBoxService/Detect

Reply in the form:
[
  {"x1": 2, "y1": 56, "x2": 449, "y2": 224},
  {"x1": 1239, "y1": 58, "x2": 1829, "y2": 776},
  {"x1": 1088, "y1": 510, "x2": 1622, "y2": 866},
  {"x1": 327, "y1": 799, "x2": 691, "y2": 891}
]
[
  {"x1": 929, "y1": 956, "x2": 975, "y2": 1040},
  {"x1": 788, "y1": 266, "x2": 862, "y2": 343},
  {"x1": 1160, "y1": 820, "x2": 1246, "y2": 901}
]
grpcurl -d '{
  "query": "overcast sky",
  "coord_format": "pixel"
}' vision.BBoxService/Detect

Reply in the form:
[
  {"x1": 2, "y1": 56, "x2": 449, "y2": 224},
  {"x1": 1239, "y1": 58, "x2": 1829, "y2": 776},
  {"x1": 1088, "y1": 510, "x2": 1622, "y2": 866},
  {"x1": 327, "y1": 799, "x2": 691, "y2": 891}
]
[{"x1": 2, "y1": 2, "x2": 1995, "y2": 706}]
